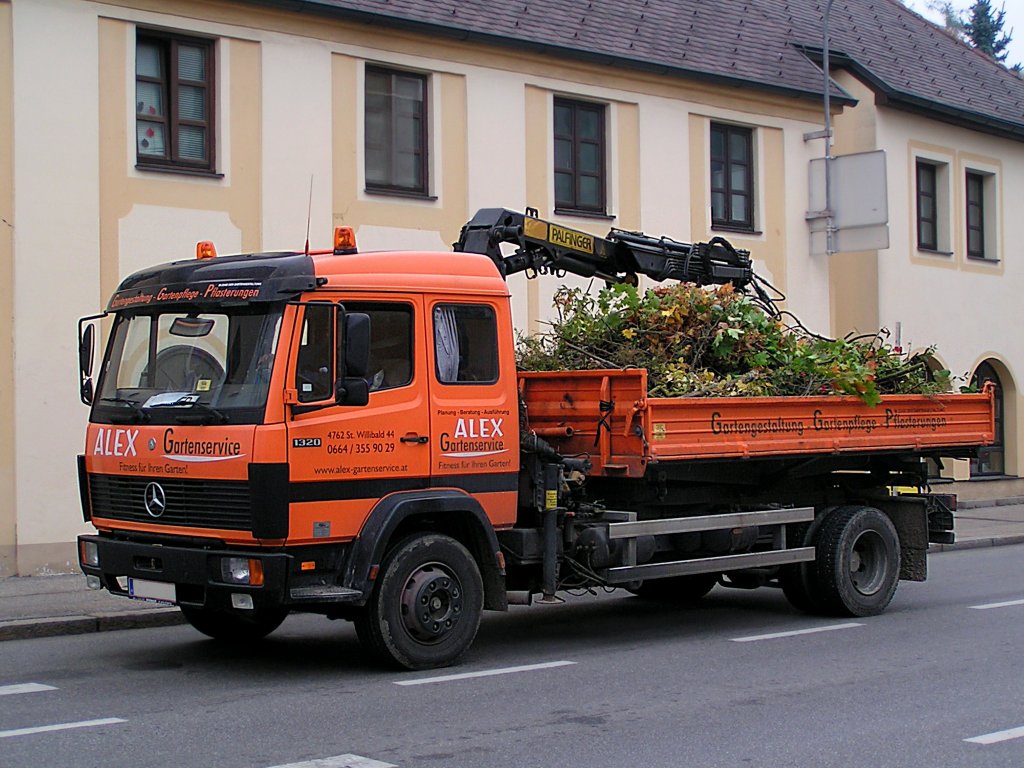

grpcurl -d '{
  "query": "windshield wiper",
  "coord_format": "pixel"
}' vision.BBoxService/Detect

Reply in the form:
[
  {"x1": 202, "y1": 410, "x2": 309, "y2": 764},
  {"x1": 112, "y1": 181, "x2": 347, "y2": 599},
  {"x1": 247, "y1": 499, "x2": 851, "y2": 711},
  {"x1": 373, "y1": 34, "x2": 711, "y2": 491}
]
[
  {"x1": 148, "y1": 397, "x2": 228, "y2": 425},
  {"x1": 98, "y1": 397, "x2": 150, "y2": 424}
]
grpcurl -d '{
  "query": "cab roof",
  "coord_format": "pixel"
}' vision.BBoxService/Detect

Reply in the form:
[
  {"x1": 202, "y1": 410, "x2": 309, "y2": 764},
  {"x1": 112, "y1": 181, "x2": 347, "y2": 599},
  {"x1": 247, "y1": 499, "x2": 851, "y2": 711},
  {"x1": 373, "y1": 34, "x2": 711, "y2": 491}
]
[
  {"x1": 106, "y1": 248, "x2": 507, "y2": 311},
  {"x1": 313, "y1": 249, "x2": 508, "y2": 296}
]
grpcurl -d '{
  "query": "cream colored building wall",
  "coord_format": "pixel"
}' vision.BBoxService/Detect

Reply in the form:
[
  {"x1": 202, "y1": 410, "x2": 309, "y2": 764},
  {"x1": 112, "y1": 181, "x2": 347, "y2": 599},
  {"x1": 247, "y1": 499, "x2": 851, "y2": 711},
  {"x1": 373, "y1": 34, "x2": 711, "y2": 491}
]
[
  {"x1": 6, "y1": 0, "x2": 832, "y2": 573},
  {"x1": 1, "y1": 0, "x2": 15, "y2": 575},
  {"x1": 10, "y1": 0, "x2": 102, "y2": 573},
  {"x1": 260, "y1": 33, "x2": 333, "y2": 251}
]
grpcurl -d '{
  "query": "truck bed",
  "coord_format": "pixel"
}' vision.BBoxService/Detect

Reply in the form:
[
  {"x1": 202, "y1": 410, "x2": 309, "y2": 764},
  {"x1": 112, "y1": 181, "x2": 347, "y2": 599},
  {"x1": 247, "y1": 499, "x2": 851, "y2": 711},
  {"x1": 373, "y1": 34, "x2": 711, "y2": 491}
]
[{"x1": 518, "y1": 369, "x2": 995, "y2": 477}]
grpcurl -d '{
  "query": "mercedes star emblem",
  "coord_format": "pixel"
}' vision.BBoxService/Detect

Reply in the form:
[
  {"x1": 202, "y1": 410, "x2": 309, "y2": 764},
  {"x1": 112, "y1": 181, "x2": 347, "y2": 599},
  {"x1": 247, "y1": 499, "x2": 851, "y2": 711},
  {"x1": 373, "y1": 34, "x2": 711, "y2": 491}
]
[{"x1": 144, "y1": 482, "x2": 167, "y2": 518}]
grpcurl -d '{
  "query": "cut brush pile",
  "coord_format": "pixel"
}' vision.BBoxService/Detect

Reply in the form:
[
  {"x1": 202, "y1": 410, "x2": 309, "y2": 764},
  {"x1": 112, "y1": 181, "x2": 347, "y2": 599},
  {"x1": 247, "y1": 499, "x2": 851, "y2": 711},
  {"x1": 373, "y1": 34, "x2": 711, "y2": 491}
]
[{"x1": 516, "y1": 282, "x2": 949, "y2": 406}]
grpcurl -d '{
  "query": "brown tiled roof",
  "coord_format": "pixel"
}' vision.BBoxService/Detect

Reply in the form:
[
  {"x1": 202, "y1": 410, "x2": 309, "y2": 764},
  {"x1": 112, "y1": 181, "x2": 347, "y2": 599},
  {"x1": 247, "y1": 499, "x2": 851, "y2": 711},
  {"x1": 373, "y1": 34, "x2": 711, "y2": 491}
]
[{"x1": 255, "y1": 0, "x2": 1024, "y2": 138}]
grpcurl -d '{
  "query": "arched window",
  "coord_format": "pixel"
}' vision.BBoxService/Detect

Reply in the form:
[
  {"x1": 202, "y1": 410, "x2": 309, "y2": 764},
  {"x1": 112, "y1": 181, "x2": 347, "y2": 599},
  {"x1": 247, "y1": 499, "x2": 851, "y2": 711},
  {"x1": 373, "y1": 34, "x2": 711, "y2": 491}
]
[{"x1": 971, "y1": 361, "x2": 1004, "y2": 476}]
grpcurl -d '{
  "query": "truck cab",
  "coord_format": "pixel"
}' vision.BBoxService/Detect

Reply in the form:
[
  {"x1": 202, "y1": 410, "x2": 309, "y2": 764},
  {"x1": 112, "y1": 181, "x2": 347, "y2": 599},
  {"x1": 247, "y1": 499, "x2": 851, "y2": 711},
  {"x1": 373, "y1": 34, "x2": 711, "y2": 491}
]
[{"x1": 79, "y1": 239, "x2": 517, "y2": 667}]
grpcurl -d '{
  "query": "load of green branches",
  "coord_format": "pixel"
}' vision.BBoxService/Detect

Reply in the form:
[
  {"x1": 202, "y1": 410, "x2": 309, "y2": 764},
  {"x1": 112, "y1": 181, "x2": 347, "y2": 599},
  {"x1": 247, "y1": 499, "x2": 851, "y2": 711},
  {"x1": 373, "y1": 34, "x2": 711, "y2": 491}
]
[{"x1": 516, "y1": 282, "x2": 950, "y2": 406}]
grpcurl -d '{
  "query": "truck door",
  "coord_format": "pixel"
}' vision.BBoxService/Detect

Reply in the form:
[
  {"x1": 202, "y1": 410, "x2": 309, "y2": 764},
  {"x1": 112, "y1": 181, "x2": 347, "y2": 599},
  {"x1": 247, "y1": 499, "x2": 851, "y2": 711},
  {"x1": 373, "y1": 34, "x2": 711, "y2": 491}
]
[
  {"x1": 285, "y1": 297, "x2": 430, "y2": 543},
  {"x1": 427, "y1": 299, "x2": 519, "y2": 528}
]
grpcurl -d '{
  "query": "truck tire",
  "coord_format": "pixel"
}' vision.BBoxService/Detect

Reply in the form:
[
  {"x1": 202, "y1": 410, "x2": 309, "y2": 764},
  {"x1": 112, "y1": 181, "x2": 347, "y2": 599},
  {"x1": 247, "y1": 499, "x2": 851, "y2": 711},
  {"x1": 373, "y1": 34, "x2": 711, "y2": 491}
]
[
  {"x1": 629, "y1": 573, "x2": 718, "y2": 602},
  {"x1": 814, "y1": 505, "x2": 900, "y2": 617},
  {"x1": 180, "y1": 605, "x2": 288, "y2": 642},
  {"x1": 779, "y1": 522, "x2": 825, "y2": 614},
  {"x1": 354, "y1": 534, "x2": 483, "y2": 670}
]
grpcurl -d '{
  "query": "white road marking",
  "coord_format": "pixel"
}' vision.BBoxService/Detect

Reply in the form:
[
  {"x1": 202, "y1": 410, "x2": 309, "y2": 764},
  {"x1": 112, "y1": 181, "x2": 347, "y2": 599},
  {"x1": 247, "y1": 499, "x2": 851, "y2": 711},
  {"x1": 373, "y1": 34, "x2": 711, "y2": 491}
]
[
  {"x1": 970, "y1": 598, "x2": 1024, "y2": 610},
  {"x1": 730, "y1": 622, "x2": 864, "y2": 642},
  {"x1": 965, "y1": 725, "x2": 1024, "y2": 745},
  {"x1": 267, "y1": 756, "x2": 397, "y2": 768},
  {"x1": 394, "y1": 660, "x2": 577, "y2": 686},
  {"x1": 0, "y1": 683, "x2": 57, "y2": 696},
  {"x1": 0, "y1": 718, "x2": 126, "y2": 739}
]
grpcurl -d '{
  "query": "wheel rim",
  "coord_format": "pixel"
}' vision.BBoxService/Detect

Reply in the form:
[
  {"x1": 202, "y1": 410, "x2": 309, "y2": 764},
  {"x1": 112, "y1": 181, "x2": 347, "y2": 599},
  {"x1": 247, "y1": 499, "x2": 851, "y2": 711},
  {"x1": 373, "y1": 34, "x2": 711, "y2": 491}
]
[
  {"x1": 399, "y1": 562, "x2": 463, "y2": 643},
  {"x1": 848, "y1": 529, "x2": 888, "y2": 596}
]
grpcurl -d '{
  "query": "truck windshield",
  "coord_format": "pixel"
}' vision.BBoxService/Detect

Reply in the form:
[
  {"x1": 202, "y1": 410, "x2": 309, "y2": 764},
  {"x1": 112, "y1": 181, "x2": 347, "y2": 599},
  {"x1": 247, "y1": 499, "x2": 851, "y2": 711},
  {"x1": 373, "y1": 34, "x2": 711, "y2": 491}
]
[{"x1": 93, "y1": 306, "x2": 284, "y2": 425}]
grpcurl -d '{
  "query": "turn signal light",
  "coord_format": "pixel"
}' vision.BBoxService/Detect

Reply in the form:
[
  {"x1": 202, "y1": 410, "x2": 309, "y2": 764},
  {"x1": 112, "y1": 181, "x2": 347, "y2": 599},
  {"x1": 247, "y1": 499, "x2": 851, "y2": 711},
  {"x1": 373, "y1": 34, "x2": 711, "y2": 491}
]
[
  {"x1": 196, "y1": 240, "x2": 217, "y2": 260},
  {"x1": 333, "y1": 226, "x2": 357, "y2": 254}
]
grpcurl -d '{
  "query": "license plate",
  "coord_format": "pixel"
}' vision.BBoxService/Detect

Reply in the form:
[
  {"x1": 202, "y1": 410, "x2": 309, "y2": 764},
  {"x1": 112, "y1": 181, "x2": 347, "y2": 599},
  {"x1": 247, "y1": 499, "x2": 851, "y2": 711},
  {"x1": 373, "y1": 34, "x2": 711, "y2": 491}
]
[{"x1": 127, "y1": 578, "x2": 177, "y2": 604}]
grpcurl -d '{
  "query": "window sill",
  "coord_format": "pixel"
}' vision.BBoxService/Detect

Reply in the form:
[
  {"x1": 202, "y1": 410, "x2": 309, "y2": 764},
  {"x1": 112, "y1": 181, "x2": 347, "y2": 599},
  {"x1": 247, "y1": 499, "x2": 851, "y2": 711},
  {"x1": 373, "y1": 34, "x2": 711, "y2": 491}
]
[
  {"x1": 966, "y1": 255, "x2": 1001, "y2": 265},
  {"x1": 712, "y1": 224, "x2": 761, "y2": 236},
  {"x1": 917, "y1": 247, "x2": 954, "y2": 256},
  {"x1": 553, "y1": 208, "x2": 615, "y2": 221},
  {"x1": 135, "y1": 164, "x2": 224, "y2": 179},
  {"x1": 364, "y1": 187, "x2": 437, "y2": 202}
]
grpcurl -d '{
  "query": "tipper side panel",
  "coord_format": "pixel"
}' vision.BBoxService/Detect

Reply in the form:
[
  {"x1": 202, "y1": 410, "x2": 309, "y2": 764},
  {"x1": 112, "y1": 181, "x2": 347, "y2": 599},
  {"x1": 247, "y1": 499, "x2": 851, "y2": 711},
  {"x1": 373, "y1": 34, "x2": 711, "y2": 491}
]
[
  {"x1": 646, "y1": 389, "x2": 995, "y2": 460},
  {"x1": 519, "y1": 369, "x2": 995, "y2": 474}
]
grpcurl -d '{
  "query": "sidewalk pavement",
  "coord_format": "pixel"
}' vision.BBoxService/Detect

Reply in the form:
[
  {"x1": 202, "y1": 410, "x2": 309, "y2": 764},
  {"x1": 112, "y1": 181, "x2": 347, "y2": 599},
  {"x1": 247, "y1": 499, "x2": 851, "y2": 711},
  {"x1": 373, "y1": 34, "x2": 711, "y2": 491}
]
[{"x1": 2, "y1": 504, "x2": 1023, "y2": 643}]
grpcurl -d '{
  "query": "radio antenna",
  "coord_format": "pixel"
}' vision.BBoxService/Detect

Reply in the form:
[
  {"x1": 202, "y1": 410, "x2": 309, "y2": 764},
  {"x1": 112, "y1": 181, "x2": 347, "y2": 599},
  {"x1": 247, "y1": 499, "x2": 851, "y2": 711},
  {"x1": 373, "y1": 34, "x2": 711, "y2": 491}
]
[{"x1": 304, "y1": 175, "x2": 313, "y2": 255}]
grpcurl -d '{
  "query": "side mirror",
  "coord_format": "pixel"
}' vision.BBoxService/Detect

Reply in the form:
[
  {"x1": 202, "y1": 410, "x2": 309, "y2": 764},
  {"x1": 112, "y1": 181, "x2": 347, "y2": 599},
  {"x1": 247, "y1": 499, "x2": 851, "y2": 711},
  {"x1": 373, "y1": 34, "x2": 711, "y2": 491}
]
[
  {"x1": 334, "y1": 311, "x2": 370, "y2": 407},
  {"x1": 79, "y1": 323, "x2": 95, "y2": 378},
  {"x1": 343, "y1": 312, "x2": 370, "y2": 378},
  {"x1": 81, "y1": 379, "x2": 95, "y2": 406},
  {"x1": 78, "y1": 315, "x2": 104, "y2": 406},
  {"x1": 336, "y1": 377, "x2": 369, "y2": 407}
]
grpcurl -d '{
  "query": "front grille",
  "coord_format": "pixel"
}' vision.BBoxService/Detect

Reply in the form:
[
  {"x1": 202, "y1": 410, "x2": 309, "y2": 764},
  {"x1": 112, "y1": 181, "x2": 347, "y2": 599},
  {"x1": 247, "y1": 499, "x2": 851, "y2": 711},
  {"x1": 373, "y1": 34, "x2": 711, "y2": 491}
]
[{"x1": 89, "y1": 474, "x2": 252, "y2": 531}]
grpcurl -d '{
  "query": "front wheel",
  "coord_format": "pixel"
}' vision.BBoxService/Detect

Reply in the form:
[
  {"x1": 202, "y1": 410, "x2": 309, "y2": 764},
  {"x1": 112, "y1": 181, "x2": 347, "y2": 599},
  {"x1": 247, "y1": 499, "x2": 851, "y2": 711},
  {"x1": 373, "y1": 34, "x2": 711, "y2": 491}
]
[
  {"x1": 814, "y1": 506, "x2": 900, "y2": 617},
  {"x1": 180, "y1": 605, "x2": 288, "y2": 642},
  {"x1": 355, "y1": 534, "x2": 483, "y2": 670}
]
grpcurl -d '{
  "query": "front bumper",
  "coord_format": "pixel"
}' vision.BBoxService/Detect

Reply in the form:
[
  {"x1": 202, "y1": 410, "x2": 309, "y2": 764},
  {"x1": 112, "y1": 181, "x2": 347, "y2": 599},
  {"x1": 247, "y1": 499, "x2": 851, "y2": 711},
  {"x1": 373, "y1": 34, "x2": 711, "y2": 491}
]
[{"x1": 79, "y1": 535, "x2": 293, "y2": 612}]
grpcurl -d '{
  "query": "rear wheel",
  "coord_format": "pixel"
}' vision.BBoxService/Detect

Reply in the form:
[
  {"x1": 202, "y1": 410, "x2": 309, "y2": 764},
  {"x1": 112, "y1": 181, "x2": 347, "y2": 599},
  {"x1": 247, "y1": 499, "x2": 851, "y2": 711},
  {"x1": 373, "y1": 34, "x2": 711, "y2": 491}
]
[
  {"x1": 355, "y1": 534, "x2": 483, "y2": 670},
  {"x1": 814, "y1": 505, "x2": 900, "y2": 617},
  {"x1": 629, "y1": 573, "x2": 718, "y2": 603},
  {"x1": 180, "y1": 605, "x2": 288, "y2": 642},
  {"x1": 780, "y1": 521, "x2": 824, "y2": 613}
]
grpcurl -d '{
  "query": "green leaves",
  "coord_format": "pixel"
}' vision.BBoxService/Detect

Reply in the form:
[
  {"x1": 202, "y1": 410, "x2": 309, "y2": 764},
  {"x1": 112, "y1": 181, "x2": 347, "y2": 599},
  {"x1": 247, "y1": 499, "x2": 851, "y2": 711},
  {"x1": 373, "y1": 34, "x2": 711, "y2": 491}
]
[{"x1": 517, "y1": 282, "x2": 948, "y2": 404}]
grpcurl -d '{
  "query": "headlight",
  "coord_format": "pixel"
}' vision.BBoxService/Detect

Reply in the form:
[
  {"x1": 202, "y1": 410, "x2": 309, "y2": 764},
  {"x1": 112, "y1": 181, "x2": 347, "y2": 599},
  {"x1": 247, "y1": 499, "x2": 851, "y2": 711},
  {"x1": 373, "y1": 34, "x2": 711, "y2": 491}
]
[
  {"x1": 220, "y1": 557, "x2": 264, "y2": 586},
  {"x1": 80, "y1": 540, "x2": 100, "y2": 567}
]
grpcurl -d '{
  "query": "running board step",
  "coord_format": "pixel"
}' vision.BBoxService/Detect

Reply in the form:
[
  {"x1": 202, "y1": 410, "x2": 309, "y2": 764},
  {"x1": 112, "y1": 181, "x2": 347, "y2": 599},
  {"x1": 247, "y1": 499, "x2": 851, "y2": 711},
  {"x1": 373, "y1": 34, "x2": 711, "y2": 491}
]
[
  {"x1": 606, "y1": 547, "x2": 816, "y2": 584},
  {"x1": 607, "y1": 506, "x2": 814, "y2": 539},
  {"x1": 288, "y1": 586, "x2": 362, "y2": 603}
]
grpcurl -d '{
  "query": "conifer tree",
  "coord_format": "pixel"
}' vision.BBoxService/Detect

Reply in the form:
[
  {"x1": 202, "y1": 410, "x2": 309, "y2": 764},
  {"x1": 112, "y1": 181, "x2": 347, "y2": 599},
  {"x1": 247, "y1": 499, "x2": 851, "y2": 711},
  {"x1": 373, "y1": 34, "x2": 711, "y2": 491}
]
[{"x1": 963, "y1": 0, "x2": 1013, "y2": 62}]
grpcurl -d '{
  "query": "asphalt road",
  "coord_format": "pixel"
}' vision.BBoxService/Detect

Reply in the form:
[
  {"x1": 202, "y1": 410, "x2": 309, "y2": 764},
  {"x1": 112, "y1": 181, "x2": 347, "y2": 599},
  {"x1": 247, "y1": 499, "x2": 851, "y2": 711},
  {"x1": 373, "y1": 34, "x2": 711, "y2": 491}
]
[{"x1": 1, "y1": 545, "x2": 1022, "y2": 768}]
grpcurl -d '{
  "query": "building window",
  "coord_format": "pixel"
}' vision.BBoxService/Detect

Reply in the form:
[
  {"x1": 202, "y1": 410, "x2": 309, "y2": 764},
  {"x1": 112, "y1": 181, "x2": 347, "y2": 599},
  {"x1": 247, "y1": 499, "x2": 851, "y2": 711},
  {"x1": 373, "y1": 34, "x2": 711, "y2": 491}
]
[
  {"x1": 554, "y1": 98, "x2": 606, "y2": 214},
  {"x1": 710, "y1": 123, "x2": 754, "y2": 230},
  {"x1": 965, "y1": 171, "x2": 988, "y2": 259},
  {"x1": 916, "y1": 161, "x2": 938, "y2": 250},
  {"x1": 971, "y1": 361, "x2": 1005, "y2": 476},
  {"x1": 433, "y1": 304, "x2": 498, "y2": 385},
  {"x1": 365, "y1": 67, "x2": 428, "y2": 195},
  {"x1": 136, "y1": 31, "x2": 215, "y2": 172}
]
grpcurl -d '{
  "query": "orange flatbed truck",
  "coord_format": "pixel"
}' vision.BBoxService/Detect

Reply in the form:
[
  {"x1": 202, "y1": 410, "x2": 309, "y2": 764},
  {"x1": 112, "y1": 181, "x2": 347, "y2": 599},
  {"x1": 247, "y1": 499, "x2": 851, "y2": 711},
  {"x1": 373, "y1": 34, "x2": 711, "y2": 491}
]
[{"x1": 77, "y1": 209, "x2": 994, "y2": 669}]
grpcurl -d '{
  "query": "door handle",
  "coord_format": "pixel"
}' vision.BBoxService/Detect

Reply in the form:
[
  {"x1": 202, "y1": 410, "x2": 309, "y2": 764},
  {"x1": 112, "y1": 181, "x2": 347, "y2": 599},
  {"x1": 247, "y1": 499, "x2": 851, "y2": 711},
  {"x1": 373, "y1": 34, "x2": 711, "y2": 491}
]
[{"x1": 400, "y1": 434, "x2": 429, "y2": 444}]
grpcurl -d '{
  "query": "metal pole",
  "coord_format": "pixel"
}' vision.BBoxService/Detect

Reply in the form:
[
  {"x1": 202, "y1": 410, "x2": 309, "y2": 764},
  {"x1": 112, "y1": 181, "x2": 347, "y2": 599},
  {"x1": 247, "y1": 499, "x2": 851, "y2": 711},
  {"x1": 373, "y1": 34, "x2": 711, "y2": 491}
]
[{"x1": 823, "y1": 0, "x2": 835, "y2": 256}]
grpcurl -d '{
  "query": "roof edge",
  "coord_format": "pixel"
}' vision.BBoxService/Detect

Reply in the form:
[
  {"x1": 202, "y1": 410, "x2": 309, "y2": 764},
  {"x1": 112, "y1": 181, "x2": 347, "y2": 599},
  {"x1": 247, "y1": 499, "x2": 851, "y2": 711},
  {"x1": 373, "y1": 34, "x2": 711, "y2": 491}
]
[
  {"x1": 243, "y1": 0, "x2": 857, "y2": 107},
  {"x1": 818, "y1": 50, "x2": 1024, "y2": 143}
]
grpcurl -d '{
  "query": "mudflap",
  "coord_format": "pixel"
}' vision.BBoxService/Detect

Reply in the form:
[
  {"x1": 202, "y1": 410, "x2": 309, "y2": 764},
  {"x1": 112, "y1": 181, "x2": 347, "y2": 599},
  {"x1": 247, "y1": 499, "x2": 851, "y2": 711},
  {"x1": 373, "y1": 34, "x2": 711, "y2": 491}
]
[{"x1": 874, "y1": 496, "x2": 929, "y2": 582}]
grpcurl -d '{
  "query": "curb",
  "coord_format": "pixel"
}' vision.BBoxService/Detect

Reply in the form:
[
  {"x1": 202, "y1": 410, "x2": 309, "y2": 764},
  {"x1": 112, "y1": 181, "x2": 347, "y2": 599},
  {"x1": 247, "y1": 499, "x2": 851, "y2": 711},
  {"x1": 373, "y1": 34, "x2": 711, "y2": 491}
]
[
  {"x1": 0, "y1": 607, "x2": 185, "y2": 642},
  {"x1": 930, "y1": 534, "x2": 1024, "y2": 553},
  {"x1": 957, "y1": 496, "x2": 1024, "y2": 510}
]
